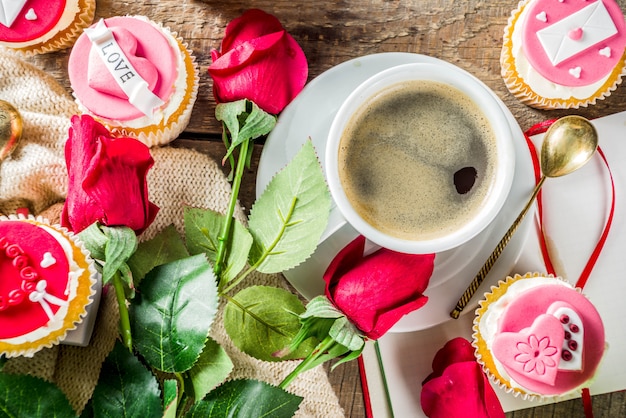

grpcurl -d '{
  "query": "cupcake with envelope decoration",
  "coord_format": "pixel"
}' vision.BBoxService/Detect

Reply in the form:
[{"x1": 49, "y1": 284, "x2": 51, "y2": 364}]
[
  {"x1": 68, "y1": 16, "x2": 199, "y2": 147},
  {"x1": 472, "y1": 273, "x2": 606, "y2": 400},
  {"x1": 501, "y1": 0, "x2": 626, "y2": 109},
  {"x1": 0, "y1": 214, "x2": 100, "y2": 358},
  {"x1": 0, "y1": 0, "x2": 95, "y2": 55}
]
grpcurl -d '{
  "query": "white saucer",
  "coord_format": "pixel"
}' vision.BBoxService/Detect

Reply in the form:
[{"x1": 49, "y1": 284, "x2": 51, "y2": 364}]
[{"x1": 256, "y1": 52, "x2": 536, "y2": 332}]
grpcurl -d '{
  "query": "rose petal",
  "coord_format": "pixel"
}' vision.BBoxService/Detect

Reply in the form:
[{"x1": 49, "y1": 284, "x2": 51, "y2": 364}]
[
  {"x1": 424, "y1": 337, "x2": 476, "y2": 383},
  {"x1": 421, "y1": 361, "x2": 504, "y2": 418},
  {"x1": 324, "y1": 235, "x2": 434, "y2": 339},
  {"x1": 62, "y1": 115, "x2": 110, "y2": 232},
  {"x1": 209, "y1": 31, "x2": 307, "y2": 114},
  {"x1": 82, "y1": 136, "x2": 158, "y2": 234},
  {"x1": 208, "y1": 9, "x2": 308, "y2": 114},
  {"x1": 62, "y1": 115, "x2": 158, "y2": 234},
  {"x1": 220, "y1": 9, "x2": 285, "y2": 53}
]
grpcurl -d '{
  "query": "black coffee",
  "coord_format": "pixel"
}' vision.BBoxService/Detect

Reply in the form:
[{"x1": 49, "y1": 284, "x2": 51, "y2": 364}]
[{"x1": 337, "y1": 80, "x2": 497, "y2": 241}]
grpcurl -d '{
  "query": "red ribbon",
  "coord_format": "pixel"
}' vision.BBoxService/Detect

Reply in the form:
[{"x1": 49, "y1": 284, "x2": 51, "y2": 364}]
[{"x1": 523, "y1": 120, "x2": 615, "y2": 418}]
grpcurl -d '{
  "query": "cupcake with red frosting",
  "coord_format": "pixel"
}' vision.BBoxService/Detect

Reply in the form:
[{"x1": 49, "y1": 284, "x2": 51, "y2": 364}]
[
  {"x1": 0, "y1": 0, "x2": 95, "y2": 55},
  {"x1": 472, "y1": 273, "x2": 606, "y2": 400},
  {"x1": 501, "y1": 0, "x2": 626, "y2": 109},
  {"x1": 0, "y1": 214, "x2": 100, "y2": 357},
  {"x1": 68, "y1": 16, "x2": 199, "y2": 147}
]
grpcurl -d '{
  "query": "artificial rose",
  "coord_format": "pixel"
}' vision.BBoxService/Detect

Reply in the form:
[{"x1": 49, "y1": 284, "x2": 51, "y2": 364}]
[
  {"x1": 62, "y1": 115, "x2": 159, "y2": 234},
  {"x1": 323, "y1": 235, "x2": 434, "y2": 339},
  {"x1": 421, "y1": 338, "x2": 504, "y2": 418},
  {"x1": 208, "y1": 9, "x2": 308, "y2": 114}
]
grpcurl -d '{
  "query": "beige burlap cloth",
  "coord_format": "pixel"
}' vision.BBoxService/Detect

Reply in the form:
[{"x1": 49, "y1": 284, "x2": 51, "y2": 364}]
[{"x1": 0, "y1": 49, "x2": 345, "y2": 417}]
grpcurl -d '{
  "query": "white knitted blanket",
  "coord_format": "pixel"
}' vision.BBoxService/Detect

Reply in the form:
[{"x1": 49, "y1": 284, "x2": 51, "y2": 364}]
[{"x1": 0, "y1": 48, "x2": 345, "y2": 418}]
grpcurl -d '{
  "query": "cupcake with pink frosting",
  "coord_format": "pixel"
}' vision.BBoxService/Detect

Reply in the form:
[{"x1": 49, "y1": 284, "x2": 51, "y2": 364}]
[
  {"x1": 501, "y1": 0, "x2": 626, "y2": 109},
  {"x1": 68, "y1": 16, "x2": 199, "y2": 147},
  {"x1": 472, "y1": 273, "x2": 606, "y2": 400}
]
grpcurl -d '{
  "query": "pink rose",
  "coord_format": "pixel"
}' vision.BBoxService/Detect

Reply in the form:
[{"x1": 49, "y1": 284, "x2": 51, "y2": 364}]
[
  {"x1": 208, "y1": 9, "x2": 308, "y2": 114},
  {"x1": 323, "y1": 235, "x2": 434, "y2": 339},
  {"x1": 62, "y1": 115, "x2": 159, "y2": 234},
  {"x1": 421, "y1": 338, "x2": 504, "y2": 418}
]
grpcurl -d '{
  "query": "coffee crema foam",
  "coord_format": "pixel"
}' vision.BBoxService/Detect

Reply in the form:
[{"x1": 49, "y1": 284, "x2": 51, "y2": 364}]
[{"x1": 338, "y1": 80, "x2": 497, "y2": 241}]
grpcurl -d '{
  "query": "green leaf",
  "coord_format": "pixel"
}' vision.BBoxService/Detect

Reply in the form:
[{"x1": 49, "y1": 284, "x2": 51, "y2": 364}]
[
  {"x1": 224, "y1": 286, "x2": 315, "y2": 361},
  {"x1": 300, "y1": 295, "x2": 344, "y2": 319},
  {"x1": 131, "y1": 254, "x2": 219, "y2": 373},
  {"x1": 329, "y1": 316, "x2": 365, "y2": 352},
  {"x1": 101, "y1": 225, "x2": 138, "y2": 285},
  {"x1": 77, "y1": 222, "x2": 108, "y2": 260},
  {"x1": 186, "y1": 379, "x2": 302, "y2": 418},
  {"x1": 91, "y1": 341, "x2": 162, "y2": 418},
  {"x1": 187, "y1": 337, "x2": 233, "y2": 402},
  {"x1": 184, "y1": 206, "x2": 252, "y2": 283},
  {"x1": 162, "y1": 379, "x2": 178, "y2": 418},
  {"x1": 0, "y1": 373, "x2": 76, "y2": 417},
  {"x1": 216, "y1": 100, "x2": 276, "y2": 162},
  {"x1": 299, "y1": 297, "x2": 364, "y2": 351},
  {"x1": 248, "y1": 140, "x2": 331, "y2": 273},
  {"x1": 127, "y1": 224, "x2": 189, "y2": 286}
]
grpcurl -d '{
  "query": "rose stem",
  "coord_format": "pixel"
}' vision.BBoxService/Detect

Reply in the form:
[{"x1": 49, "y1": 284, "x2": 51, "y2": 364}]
[
  {"x1": 112, "y1": 271, "x2": 132, "y2": 351},
  {"x1": 214, "y1": 138, "x2": 250, "y2": 286},
  {"x1": 279, "y1": 335, "x2": 336, "y2": 389}
]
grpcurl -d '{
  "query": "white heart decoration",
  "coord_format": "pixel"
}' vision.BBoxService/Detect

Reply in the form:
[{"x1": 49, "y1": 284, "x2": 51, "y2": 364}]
[
  {"x1": 25, "y1": 8, "x2": 36, "y2": 21},
  {"x1": 599, "y1": 47, "x2": 612, "y2": 58},
  {"x1": 569, "y1": 67, "x2": 582, "y2": 79},
  {"x1": 0, "y1": 0, "x2": 28, "y2": 28},
  {"x1": 40, "y1": 252, "x2": 57, "y2": 268},
  {"x1": 536, "y1": 11, "x2": 548, "y2": 23}
]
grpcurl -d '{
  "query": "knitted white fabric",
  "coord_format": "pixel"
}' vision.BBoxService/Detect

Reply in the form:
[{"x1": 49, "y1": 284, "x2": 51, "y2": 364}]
[{"x1": 0, "y1": 48, "x2": 345, "y2": 418}]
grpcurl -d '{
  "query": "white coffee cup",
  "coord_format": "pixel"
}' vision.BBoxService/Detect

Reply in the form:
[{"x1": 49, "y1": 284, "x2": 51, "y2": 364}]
[{"x1": 325, "y1": 62, "x2": 515, "y2": 254}]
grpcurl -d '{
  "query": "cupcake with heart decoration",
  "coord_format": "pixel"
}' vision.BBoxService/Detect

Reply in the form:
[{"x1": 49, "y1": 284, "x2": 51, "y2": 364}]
[
  {"x1": 501, "y1": 0, "x2": 626, "y2": 109},
  {"x1": 472, "y1": 272, "x2": 606, "y2": 400},
  {"x1": 68, "y1": 16, "x2": 199, "y2": 147},
  {"x1": 0, "y1": 0, "x2": 95, "y2": 55},
  {"x1": 0, "y1": 214, "x2": 100, "y2": 358}
]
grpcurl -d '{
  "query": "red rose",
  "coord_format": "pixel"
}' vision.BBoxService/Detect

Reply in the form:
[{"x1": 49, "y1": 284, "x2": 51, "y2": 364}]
[
  {"x1": 421, "y1": 338, "x2": 504, "y2": 418},
  {"x1": 208, "y1": 9, "x2": 308, "y2": 114},
  {"x1": 323, "y1": 235, "x2": 434, "y2": 339},
  {"x1": 61, "y1": 115, "x2": 159, "y2": 234}
]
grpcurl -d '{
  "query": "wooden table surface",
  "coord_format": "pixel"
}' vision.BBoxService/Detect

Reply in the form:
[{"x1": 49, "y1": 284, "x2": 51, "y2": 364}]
[{"x1": 25, "y1": 0, "x2": 626, "y2": 417}]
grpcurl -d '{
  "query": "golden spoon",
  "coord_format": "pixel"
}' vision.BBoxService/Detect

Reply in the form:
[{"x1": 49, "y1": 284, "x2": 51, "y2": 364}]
[
  {"x1": 0, "y1": 100, "x2": 23, "y2": 162},
  {"x1": 450, "y1": 115, "x2": 598, "y2": 319}
]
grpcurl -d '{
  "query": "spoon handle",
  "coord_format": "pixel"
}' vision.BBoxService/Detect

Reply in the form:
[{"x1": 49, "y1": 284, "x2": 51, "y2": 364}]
[{"x1": 450, "y1": 176, "x2": 547, "y2": 319}]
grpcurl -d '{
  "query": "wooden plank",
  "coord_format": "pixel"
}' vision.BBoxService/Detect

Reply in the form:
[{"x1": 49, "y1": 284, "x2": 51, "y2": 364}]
[{"x1": 25, "y1": 0, "x2": 626, "y2": 136}]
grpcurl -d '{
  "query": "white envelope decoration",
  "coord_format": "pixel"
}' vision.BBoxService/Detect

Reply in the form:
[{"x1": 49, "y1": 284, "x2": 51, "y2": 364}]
[
  {"x1": 536, "y1": 0, "x2": 618, "y2": 66},
  {"x1": 0, "y1": 0, "x2": 28, "y2": 28}
]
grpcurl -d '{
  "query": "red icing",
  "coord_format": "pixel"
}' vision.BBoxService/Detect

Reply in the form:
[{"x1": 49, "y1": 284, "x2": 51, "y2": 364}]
[
  {"x1": 68, "y1": 16, "x2": 176, "y2": 121},
  {"x1": 522, "y1": 0, "x2": 626, "y2": 86},
  {"x1": 495, "y1": 284, "x2": 604, "y2": 395},
  {"x1": 0, "y1": 221, "x2": 70, "y2": 339},
  {"x1": 0, "y1": 0, "x2": 66, "y2": 43}
]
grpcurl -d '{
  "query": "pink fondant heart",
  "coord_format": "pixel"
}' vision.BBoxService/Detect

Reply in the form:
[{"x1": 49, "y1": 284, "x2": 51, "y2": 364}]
[
  {"x1": 87, "y1": 27, "x2": 159, "y2": 100},
  {"x1": 568, "y1": 27, "x2": 583, "y2": 41},
  {"x1": 492, "y1": 314, "x2": 564, "y2": 387}
]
